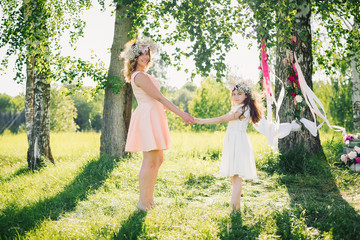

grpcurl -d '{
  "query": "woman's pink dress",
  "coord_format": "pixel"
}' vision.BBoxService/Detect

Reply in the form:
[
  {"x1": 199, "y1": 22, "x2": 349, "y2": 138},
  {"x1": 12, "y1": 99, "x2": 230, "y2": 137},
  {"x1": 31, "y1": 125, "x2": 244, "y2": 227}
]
[{"x1": 125, "y1": 71, "x2": 172, "y2": 152}]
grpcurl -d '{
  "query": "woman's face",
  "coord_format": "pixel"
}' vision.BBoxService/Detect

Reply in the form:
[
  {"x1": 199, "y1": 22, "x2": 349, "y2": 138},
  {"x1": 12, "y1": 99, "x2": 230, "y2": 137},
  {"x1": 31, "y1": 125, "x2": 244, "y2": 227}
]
[
  {"x1": 231, "y1": 89, "x2": 247, "y2": 105},
  {"x1": 136, "y1": 50, "x2": 150, "y2": 69}
]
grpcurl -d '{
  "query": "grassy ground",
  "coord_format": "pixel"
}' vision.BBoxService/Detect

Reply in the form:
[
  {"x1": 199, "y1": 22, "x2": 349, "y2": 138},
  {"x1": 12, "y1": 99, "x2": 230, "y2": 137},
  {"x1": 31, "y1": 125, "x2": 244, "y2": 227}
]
[{"x1": 0, "y1": 131, "x2": 359, "y2": 239}]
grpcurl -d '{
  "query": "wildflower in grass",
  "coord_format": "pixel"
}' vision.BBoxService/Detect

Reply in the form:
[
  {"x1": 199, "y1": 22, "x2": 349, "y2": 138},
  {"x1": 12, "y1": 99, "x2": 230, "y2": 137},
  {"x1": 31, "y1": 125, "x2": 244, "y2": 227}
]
[
  {"x1": 341, "y1": 154, "x2": 348, "y2": 164},
  {"x1": 354, "y1": 146, "x2": 360, "y2": 153},
  {"x1": 344, "y1": 134, "x2": 354, "y2": 143},
  {"x1": 348, "y1": 151, "x2": 357, "y2": 160}
]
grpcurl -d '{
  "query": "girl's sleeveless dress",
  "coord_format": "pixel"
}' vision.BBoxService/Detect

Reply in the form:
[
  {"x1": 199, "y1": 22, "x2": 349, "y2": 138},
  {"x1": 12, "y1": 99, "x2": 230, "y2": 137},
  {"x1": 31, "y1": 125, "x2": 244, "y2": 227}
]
[
  {"x1": 219, "y1": 104, "x2": 257, "y2": 179},
  {"x1": 125, "y1": 71, "x2": 172, "y2": 152}
]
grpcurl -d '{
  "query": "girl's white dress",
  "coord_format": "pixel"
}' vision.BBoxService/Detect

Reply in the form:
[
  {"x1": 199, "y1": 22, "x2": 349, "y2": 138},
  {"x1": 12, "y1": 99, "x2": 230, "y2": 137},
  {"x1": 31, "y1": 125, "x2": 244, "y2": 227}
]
[{"x1": 219, "y1": 104, "x2": 257, "y2": 179}]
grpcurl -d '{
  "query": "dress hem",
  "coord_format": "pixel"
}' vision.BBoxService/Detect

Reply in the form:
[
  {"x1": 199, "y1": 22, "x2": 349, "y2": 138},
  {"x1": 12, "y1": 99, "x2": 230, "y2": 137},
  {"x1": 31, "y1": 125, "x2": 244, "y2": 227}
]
[
  {"x1": 219, "y1": 172, "x2": 258, "y2": 179},
  {"x1": 125, "y1": 146, "x2": 172, "y2": 153}
]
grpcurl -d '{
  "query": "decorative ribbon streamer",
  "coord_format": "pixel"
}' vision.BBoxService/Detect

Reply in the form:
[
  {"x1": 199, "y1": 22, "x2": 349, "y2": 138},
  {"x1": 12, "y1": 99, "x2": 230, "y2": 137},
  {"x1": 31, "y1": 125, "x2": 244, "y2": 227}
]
[
  {"x1": 255, "y1": 44, "x2": 346, "y2": 152},
  {"x1": 261, "y1": 42, "x2": 273, "y2": 97},
  {"x1": 294, "y1": 53, "x2": 346, "y2": 135}
]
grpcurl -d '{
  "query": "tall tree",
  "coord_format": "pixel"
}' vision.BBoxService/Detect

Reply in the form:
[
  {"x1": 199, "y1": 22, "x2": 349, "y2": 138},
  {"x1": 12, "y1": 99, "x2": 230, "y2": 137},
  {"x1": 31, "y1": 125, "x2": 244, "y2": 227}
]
[
  {"x1": 100, "y1": 1, "x2": 135, "y2": 158},
  {"x1": 276, "y1": 0, "x2": 323, "y2": 154},
  {"x1": 0, "y1": 0, "x2": 94, "y2": 169}
]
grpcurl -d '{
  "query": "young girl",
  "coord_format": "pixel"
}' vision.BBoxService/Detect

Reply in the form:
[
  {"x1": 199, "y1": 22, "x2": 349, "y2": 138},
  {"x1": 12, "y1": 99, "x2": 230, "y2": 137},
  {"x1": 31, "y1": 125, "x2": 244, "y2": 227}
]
[{"x1": 194, "y1": 81, "x2": 264, "y2": 211}]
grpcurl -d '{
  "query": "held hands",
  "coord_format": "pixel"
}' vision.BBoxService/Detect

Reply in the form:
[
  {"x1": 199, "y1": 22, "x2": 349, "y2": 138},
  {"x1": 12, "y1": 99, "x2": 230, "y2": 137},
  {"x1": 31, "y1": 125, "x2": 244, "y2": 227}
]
[
  {"x1": 179, "y1": 112, "x2": 205, "y2": 125},
  {"x1": 181, "y1": 112, "x2": 195, "y2": 124}
]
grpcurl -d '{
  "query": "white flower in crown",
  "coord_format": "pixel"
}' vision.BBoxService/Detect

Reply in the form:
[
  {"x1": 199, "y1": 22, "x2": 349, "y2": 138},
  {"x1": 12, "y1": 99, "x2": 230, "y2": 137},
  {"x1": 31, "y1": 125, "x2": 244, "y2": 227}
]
[
  {"x1": 120, "y1": 39, "x2": 157, "y2": 61},
  {"x1": 226, "y1": 73, "x2": 253, "y2": 94},
  {"x1": 231, "y1": 81, "x2": 252, "y2": 94}
]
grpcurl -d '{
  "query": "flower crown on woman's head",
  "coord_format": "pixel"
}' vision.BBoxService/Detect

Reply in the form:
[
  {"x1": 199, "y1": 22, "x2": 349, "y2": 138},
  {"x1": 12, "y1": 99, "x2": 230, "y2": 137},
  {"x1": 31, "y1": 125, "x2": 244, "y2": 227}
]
[{"x1": 120, "y1": 39, "x2": 157, "y2": 61}]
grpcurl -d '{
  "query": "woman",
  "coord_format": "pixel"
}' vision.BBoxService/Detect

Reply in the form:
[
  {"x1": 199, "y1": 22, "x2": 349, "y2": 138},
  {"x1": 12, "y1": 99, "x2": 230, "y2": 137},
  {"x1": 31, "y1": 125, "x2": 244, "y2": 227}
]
[{"x1": 121, "y1": 39, "x2": 194, "y2": 211}]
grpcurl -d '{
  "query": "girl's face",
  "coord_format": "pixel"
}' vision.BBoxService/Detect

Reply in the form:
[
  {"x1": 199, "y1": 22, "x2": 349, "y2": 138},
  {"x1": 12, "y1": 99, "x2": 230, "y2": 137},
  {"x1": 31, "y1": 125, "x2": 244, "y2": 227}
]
[
  {"x1": 136, "y1": 50, "x2": 150, "y2": 69},
  {"x1": 231, "y1": 89, "x2": 247, "y2": 105}
]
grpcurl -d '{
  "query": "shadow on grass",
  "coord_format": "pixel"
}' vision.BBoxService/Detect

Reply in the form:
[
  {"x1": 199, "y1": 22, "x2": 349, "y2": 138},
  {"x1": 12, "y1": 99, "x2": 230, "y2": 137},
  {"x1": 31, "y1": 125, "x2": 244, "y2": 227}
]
[
  {"x1": 114, "y1": 210, "x2": 146, "y2": 240},
  {"x1": 218, "y1": 212, "x2": 260, "y2": 239},
  {"x1": 3, "y1": 166, "x2": 30, "y2": 181},
  {"x1": 266, "y1": 150, "x2": 360, "y2": 239},
  {"x1": 0, "y1": 154, "x2": 122, "y2": 239}
]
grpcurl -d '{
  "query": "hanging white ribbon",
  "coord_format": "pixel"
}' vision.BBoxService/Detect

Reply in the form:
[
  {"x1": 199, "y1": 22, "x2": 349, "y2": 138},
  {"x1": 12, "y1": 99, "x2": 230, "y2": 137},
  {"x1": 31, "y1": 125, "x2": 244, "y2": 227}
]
[
  {"x1": 255, "y1": 50, "x2": 347, "y2": 152},
  {"x1": 294, "y1": 53, "x2": 347, "y2": 136}
]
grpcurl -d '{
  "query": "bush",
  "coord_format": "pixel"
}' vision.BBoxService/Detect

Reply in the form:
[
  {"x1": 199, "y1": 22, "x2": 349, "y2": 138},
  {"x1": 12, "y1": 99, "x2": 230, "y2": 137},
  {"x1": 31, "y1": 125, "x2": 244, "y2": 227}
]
[{"x1": 259, "y1": 146, "x2": 326, "y2": 175}]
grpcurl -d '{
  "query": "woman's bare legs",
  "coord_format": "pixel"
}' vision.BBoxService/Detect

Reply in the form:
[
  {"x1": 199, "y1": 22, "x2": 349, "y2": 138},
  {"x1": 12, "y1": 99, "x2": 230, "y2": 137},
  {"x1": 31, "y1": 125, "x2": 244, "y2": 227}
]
[
  {"x1": 230, "y1": 175, "x2": 243, "y2": 211},
  {"x1": 138, "y1": 150, "x2": 163, "y2": 210}
]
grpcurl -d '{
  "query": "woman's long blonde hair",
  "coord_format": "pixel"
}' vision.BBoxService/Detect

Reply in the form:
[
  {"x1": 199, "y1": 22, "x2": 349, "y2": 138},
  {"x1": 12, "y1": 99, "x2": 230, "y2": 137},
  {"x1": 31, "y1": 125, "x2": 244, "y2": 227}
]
[{"x1": 122, "y1": 40, "x2": 153, "y2": 82}]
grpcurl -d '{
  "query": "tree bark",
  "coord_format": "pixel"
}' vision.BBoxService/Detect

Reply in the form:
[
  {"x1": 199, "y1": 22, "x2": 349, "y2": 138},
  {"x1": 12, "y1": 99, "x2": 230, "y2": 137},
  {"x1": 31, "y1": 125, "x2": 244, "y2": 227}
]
[
  {"x1": 27, "y1": 73, "x2": 54, "y2": 170},
  {"x1": 276, "y1": 0, "x2": 323, "y2": 155},
  {"x1": 25, "y1": 57, "x2": 34, "y2": 147},
  {"x1": 100, "y1": 3, "x2": 133, "y2": 158},
  {"x1": 351, "y1": 19, "x2": 360, "y2": 133},
  {"x1": 24, "y1": 0, "x2": 54, "y2": 170}
]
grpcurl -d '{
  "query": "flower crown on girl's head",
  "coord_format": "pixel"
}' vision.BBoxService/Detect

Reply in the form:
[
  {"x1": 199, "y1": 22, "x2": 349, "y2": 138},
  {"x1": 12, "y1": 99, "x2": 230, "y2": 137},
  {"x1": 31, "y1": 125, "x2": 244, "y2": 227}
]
[
  {"x1": 231, "y1": 82, "x2": 252, "y2": 94},
  {"x1": 120, "y1": 39, "x2": 157, "y2": 61},
  {"x1": 227, "y1": 74, "x2": 253, "y2": 94}
]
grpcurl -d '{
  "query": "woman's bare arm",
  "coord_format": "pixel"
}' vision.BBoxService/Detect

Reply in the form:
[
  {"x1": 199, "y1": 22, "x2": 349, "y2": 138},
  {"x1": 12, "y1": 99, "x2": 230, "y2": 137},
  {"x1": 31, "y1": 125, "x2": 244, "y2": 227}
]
[{"x1": 134, "y1": 73, "x2": 194, "y2": 124}]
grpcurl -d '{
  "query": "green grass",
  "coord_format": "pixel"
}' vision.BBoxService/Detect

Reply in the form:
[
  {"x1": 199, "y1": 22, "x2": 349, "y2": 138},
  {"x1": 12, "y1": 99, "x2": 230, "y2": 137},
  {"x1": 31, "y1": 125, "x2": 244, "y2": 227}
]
[{"x1": 0, "y1": 131, "x2": 359, "y2": 239}]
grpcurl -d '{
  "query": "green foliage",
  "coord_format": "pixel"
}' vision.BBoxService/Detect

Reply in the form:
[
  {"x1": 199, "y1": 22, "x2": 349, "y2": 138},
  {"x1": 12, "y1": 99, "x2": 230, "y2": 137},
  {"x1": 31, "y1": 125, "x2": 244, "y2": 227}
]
[
  {"x1": 188, "y1": 77, "x2": 230, "y2": 131},
  {"x1": 50, "y1": 87, "x2": 78, "y2": 132},
  {"x1": 52, "y1": 55, "x2": 108, "y2": 93},
  {"x1": 68, "y1": 86, "x2": 104, "y2": 132},
  {"x1": 9, "y1": 94, "x2": 25, "y2": 112},
  {"x1": 312, "y1": 0, "x2": 360, "y2": 75},
  {"x1": 171, "y1": 83, "x2": 196, "y2": 113},
  {"x1": 144, "y1": 0, "x2": 243, "y2": 79},
  {"x1": 0, "y1": 93, "x2": 11, "y2": 112},
  {"x1": 314, "y1": 77, "x2": 353, "y2": 132},
  {"x1": 0, "y1": 0, "x2": 105, "y2": 86},
  {"x1": 0, "y1": 94, "x2": 25, "y2": 134},
  {"x1": 160, "y1": 83, "x2": 196, "y2": 131}
]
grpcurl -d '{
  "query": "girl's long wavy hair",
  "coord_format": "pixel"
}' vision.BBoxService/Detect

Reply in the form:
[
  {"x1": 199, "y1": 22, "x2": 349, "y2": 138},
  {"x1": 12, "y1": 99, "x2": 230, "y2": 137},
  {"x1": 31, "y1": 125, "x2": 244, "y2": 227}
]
[
  {"x1": 232, "y1": 89, "x2": 265, "y2": 124},
  {"x1": 123, "y1": 40, "x2": 153, "y2": 82}
]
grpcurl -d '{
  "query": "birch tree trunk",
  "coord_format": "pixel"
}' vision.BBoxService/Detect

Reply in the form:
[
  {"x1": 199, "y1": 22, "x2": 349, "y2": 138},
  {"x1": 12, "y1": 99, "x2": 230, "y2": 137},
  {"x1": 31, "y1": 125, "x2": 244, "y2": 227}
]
[
  {"x1": 351, "y1": 19, "x2": 360, "y2": 133},
  {"x1": 27, "y1": 72, "x2": 54, "y2": 170},
  {"x1": 100, "y1": 3, "x2": 133, "y2": 158},
  {"x1": 24, "y1": 0, "x2": 54, "y2": 170},
  {"x1": 275, "y1": 0, "x2": 323, "y2": 155},
  {"x1": 25, "y1": 57, "x2": 34, "y2": 147},
  {"x1": 351, "y1": 57, "x2": 360, "y2": 133}
]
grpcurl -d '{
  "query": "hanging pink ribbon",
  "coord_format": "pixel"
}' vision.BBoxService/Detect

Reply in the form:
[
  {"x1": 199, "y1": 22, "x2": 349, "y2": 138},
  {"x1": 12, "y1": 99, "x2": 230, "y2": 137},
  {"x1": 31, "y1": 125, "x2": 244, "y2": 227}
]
[
  {"x1": 261, "y1": 41, "x2": 273, "y2": 97},
  {"x1": 292, "y1": 62, "x2": 300, "y2": 89}
]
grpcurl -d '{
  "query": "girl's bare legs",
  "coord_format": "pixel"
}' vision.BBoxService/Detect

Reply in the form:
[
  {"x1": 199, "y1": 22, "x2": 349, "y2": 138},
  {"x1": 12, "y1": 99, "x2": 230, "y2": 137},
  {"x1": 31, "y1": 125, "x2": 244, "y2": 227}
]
[
  {"x1": 230, "y1": 175, "x2": 243, "y2": 211},
  {"x1": 138, "y1": 150, "x2": 163, "y2": 210}
]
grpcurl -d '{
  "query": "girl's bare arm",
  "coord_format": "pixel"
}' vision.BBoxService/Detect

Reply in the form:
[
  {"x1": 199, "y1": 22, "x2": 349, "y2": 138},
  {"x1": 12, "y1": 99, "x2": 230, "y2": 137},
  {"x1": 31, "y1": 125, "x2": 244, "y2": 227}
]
[{"x1": 195, "y1": 111, "x2": 242, "y2": 124}]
